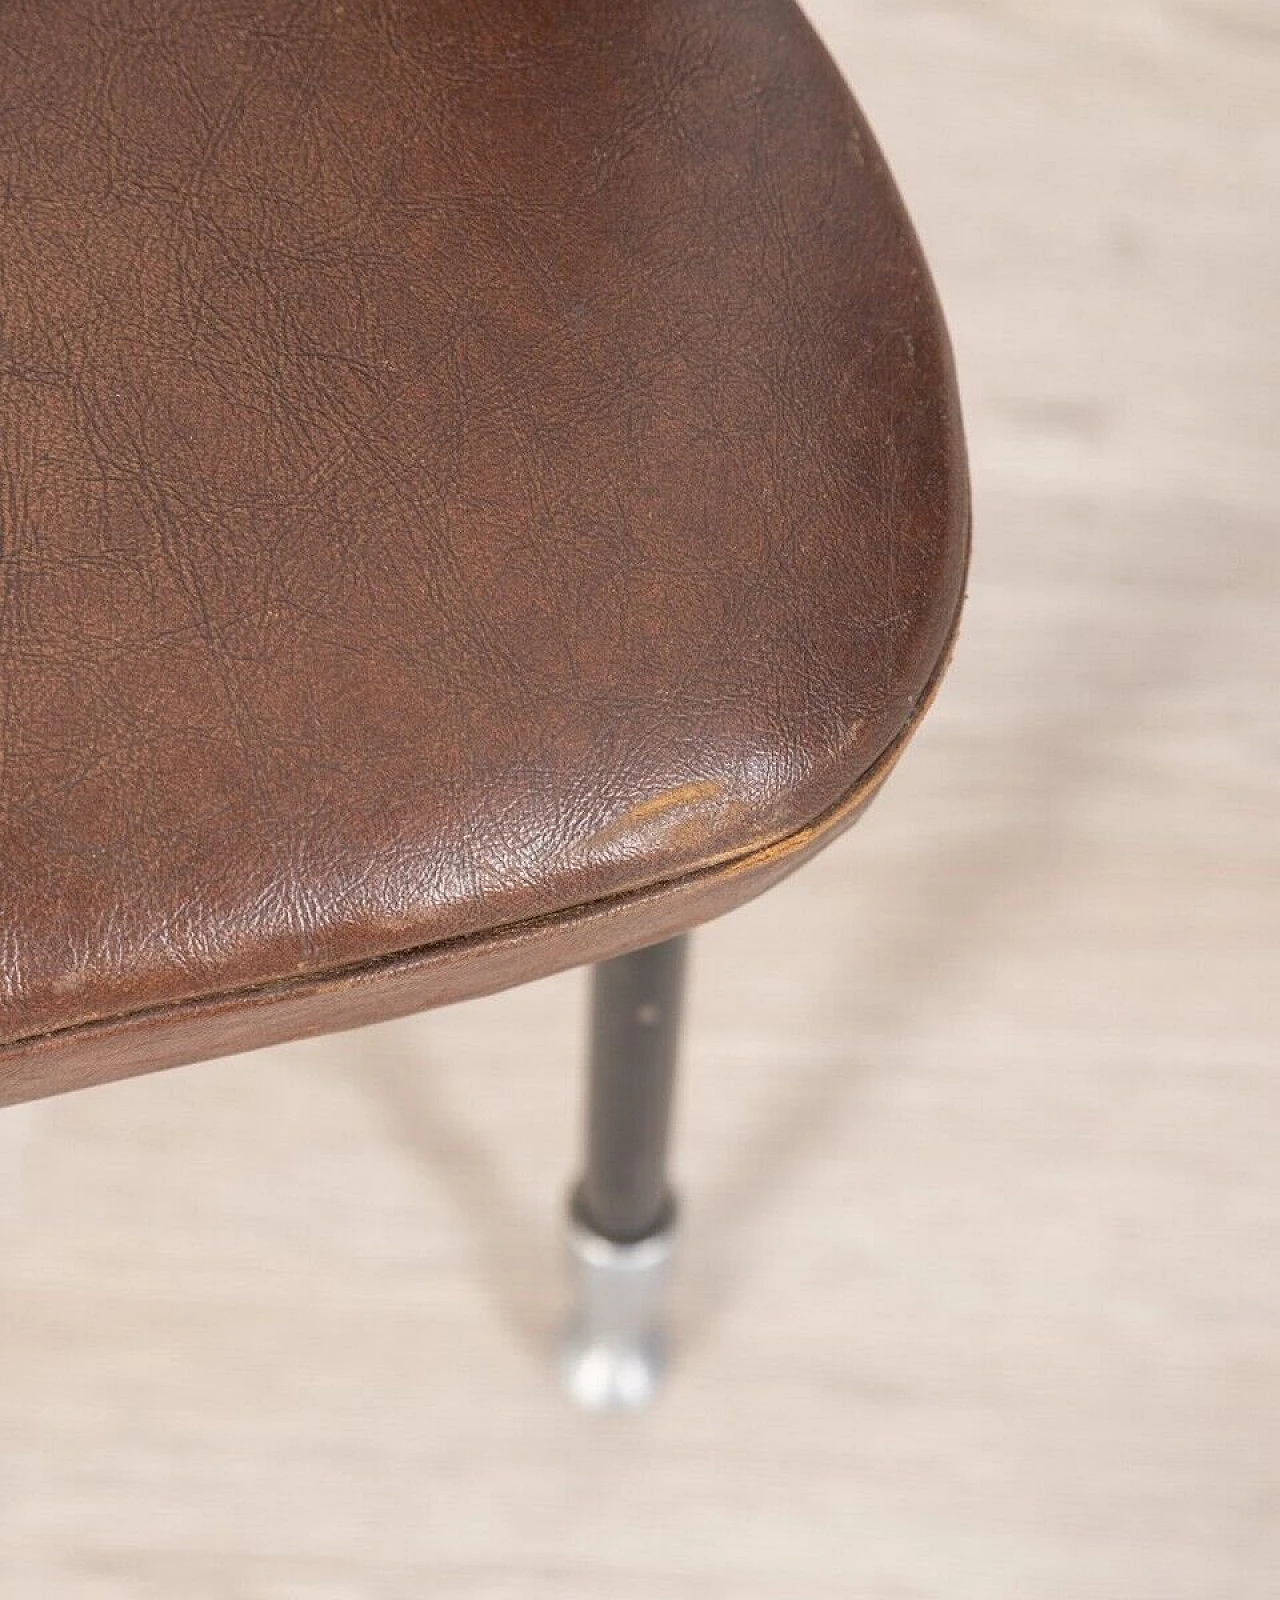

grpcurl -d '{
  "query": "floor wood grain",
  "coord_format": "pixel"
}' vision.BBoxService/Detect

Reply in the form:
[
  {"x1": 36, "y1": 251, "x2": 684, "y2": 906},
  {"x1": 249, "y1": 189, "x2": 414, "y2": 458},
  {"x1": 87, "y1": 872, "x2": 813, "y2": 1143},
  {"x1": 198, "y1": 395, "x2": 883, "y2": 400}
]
[{"x1": 1, "y1": 3, "x2": 1276, "y2": 1595}]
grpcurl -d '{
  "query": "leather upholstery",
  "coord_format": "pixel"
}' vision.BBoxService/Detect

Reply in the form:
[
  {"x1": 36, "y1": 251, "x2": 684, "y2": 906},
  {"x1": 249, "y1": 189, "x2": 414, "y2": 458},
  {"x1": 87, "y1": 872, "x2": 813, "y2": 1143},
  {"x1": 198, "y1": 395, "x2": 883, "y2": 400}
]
[{"x1": 0, "y1": 0, "x2": 968, "y2": 1103}]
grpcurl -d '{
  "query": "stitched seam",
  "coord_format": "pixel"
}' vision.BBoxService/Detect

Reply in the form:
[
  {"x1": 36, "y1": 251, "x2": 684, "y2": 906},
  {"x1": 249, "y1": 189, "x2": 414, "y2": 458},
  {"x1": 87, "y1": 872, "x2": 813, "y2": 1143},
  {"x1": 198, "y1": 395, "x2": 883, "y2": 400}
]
[{"x1": 1, "y1": 572, "x2": 968, "y2": 1056}]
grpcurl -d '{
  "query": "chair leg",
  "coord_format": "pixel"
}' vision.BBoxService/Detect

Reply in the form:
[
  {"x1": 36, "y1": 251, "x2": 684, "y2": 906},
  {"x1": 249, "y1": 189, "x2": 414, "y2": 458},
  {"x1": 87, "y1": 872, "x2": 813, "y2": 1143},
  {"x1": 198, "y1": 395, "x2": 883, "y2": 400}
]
[{"x1": 560, "y1": 934, "x2": 687, "y2": 1412}]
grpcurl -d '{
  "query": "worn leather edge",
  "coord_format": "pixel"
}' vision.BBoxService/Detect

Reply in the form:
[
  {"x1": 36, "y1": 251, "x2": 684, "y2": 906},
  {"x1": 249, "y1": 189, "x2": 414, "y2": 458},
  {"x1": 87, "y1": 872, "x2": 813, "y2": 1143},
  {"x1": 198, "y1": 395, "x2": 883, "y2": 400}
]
[{"x1": 0, "y1": 550, "x2": 968, "y2": 1108}]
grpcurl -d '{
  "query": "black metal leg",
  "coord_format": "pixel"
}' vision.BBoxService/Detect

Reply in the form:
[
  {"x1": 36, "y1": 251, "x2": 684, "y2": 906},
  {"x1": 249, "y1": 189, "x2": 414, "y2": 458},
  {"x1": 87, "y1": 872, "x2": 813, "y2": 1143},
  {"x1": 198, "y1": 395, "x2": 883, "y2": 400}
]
[
  {"x1": 575, "y1": 933, "x2": 686, "y2": 1243},
  {"x1": 561, "y1": 935, "x2": 688, "y2": 1411}
]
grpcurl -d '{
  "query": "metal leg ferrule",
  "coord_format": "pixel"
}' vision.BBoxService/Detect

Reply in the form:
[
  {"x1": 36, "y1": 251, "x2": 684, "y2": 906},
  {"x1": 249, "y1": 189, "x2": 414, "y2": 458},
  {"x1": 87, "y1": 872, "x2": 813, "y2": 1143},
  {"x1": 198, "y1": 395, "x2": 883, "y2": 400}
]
[{"x1": 559, "y1": 1206, "x2": 678, "y2": 1413}]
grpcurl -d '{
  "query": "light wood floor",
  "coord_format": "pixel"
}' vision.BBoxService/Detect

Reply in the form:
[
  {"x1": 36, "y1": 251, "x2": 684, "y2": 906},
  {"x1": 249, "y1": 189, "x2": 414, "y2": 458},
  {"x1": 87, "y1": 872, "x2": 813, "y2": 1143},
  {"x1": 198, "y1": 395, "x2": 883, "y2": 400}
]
[{"x1": 1, "y1": 3, "x2": 1276, "y2": 1595}]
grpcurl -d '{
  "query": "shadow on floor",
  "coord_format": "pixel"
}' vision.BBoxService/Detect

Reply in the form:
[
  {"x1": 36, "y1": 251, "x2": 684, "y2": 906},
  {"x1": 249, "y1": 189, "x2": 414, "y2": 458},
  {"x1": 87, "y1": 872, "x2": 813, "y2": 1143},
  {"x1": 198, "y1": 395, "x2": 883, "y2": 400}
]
[{"x1": 356, "y1": 1029, "x2": 562, "y2": 1363}]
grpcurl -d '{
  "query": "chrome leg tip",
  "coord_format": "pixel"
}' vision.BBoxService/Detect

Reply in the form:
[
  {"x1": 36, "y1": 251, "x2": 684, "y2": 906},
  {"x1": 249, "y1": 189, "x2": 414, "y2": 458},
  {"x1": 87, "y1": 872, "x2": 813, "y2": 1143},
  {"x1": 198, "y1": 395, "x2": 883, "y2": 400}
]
[
  {"x1": 559, "y1": 1216, "x2": 676, "y2": 1414},
  {"x1": 560, "y1": 1325, "x2": 667, "y2": 1414}
]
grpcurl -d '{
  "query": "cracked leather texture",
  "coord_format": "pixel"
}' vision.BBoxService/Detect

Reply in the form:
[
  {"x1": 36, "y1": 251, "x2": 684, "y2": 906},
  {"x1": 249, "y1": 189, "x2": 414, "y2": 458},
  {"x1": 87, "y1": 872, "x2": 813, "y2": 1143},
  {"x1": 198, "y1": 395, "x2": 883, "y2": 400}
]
[{"x1": 0, "y1": 0, "x2": 968, "y2": 1103}]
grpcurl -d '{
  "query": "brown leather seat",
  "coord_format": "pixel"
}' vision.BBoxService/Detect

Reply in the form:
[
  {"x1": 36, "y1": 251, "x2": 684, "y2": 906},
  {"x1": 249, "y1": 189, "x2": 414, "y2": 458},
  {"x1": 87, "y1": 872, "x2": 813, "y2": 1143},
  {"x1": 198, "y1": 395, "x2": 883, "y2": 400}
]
[{"x1": 0, "y1": 0, "x2": 968, "y2": 1105}]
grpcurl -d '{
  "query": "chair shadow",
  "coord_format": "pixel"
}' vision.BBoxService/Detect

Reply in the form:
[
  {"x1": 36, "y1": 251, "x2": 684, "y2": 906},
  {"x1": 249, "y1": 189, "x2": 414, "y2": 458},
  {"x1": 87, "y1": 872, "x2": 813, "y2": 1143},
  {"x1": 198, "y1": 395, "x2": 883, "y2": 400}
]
[{"x1": 356, "y1": 1026, "x2": 562, "y2": 1364}]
